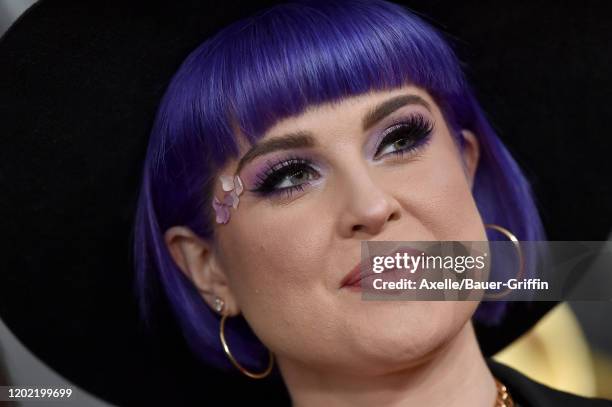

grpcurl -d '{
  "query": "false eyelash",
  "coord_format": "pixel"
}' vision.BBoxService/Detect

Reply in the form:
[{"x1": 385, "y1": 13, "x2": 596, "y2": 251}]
[
  {"x1": 252, "y1": 156, "x2": 318, "y2": 197},
  {"x1": 373, "y1": 114, "x2": 434, "y2": 159}
]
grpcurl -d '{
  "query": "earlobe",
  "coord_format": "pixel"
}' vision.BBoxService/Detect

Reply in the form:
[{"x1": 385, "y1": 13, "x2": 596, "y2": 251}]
[
  {"x1": 459, "y1": 129, "x2": 480, "y2": 188},
  {"x1": 163, "y1": 226, "x2": 241, "y2": 316}
]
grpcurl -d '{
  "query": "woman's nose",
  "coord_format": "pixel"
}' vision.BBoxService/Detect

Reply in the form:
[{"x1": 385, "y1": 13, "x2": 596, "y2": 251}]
[{"x1": 336, "y1": 167, "x2": 402, "y2": 239}]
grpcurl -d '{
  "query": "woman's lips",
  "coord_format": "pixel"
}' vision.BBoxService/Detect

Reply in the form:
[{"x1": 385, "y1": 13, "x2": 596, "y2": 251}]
[{"x1": 340, "y1": 246, "x2": 426, "y2": 291}]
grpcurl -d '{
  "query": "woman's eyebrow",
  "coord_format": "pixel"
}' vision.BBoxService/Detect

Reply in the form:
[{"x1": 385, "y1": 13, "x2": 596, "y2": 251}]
[
  {"x1": 236, "y1": 131, "x2": 315, "y2": 172},
  {"x1": 362, "y1": 94, "x2": 431, "y2": 130},
  {"x1": 235, "y1": 94, "x2": 429, "y2": 172}
]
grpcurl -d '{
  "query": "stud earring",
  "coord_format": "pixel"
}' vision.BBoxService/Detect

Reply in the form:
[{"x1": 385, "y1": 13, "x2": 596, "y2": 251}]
[{"x1": 214, "y1": 297, "x2": 225, "y2": 313}]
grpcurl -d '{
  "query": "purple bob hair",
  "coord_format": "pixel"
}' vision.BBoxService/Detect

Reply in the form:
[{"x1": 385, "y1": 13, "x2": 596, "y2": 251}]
[{"x1": 133, "y1": 0, "x2": 546, "y2": 372}]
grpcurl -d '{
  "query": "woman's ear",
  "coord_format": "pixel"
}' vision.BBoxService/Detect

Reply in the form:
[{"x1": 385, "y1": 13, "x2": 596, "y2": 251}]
[
  {"x1": 163, "y1": 226, "x2": 240, "y2": 316},
  {"x1": 459, "y1": 129, "x2": 480, "y2": 189}
]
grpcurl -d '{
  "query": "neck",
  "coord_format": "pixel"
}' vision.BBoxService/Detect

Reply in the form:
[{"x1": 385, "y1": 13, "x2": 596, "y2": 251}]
[{"x1": 278, "y1": 321, "x2": 497, "y2": 407}]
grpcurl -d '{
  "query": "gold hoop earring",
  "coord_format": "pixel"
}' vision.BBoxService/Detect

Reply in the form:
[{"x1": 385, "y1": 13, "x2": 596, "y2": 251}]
[
  {"x1": 483, "y1": 224, "x2": 525, "y2": 299},
  {"x1": 219, "y1": 313, "x2": 274, "y2": 379}
]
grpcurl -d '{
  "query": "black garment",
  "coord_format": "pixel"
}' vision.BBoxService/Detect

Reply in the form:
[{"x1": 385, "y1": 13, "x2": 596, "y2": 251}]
[{"x1": 487, "y1": 359, "x2": 612, "y2": 406}]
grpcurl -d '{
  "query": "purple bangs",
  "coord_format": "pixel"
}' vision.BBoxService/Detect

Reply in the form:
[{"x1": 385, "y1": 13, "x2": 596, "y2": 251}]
[{"x1": 133, "y1": 0, "x2": 546, "y2": 372}]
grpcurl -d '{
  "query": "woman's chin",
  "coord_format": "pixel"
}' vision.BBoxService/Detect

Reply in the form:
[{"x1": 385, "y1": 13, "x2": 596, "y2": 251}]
[{"x1": 333, "y1": 301, "x2": 476, "y2": 372}]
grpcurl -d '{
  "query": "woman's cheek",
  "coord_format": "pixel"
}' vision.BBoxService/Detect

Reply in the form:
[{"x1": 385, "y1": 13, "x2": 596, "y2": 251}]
[
  {"x1": 220, "y1": 200, "x2": 330, "y2": 301},
  {"x1": 220, "y1": 213, "x2": 334, "y2": 355},
  {"x1": 403, "y1": 142, "x2": 484, "y2": 241}
]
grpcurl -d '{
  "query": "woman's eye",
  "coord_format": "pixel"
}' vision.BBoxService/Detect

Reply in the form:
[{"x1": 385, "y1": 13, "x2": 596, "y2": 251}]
[
  {"x1": 275, "y1": 168, "x2": 315, "y2": 189},
  {"x1": 375, "y1": 134, "x2": 415, "y2": 156},
  {"x1": 253, "y1": 159, "x2": 320, "y2": 196},
  {"x1": 373, "y1": 116, "x2": 433, "y2": 159}
]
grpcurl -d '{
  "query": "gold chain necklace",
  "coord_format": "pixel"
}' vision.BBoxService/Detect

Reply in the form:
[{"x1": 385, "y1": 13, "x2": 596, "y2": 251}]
[{"x1": 494, "y1": 377, "x2": 515, "y2": 407}]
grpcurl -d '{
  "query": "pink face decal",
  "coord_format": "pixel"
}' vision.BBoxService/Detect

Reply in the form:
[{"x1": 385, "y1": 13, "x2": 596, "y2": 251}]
[{"x1": 212, "y1": 174, "x2": 244, "y2": 224}]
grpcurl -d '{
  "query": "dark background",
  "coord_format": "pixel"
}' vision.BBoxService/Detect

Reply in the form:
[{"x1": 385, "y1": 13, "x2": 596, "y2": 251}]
[{"x1": 1, "y1": 1, "x2": 611, "y2": 405}]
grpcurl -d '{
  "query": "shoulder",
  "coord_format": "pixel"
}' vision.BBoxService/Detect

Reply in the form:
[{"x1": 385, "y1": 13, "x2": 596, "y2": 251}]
[{"x1": 486, "y1": 359, "x2": 612, "y2": 407}]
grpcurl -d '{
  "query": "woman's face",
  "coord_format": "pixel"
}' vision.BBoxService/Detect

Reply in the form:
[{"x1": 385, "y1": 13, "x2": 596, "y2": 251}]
[{"x1": 173, "y1": 85, "x2": 486, "y2": 375}]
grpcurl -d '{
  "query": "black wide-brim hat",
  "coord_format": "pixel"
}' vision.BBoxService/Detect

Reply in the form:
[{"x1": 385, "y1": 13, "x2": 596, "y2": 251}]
[{"x1": 1, "y1": 0, "x2": 611, "y2": 405}]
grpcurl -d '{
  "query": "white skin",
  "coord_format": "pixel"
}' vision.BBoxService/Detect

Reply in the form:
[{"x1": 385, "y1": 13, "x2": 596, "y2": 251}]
[{"x1": 165, "y1": 85, "x2": 498, "y2": 406}]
